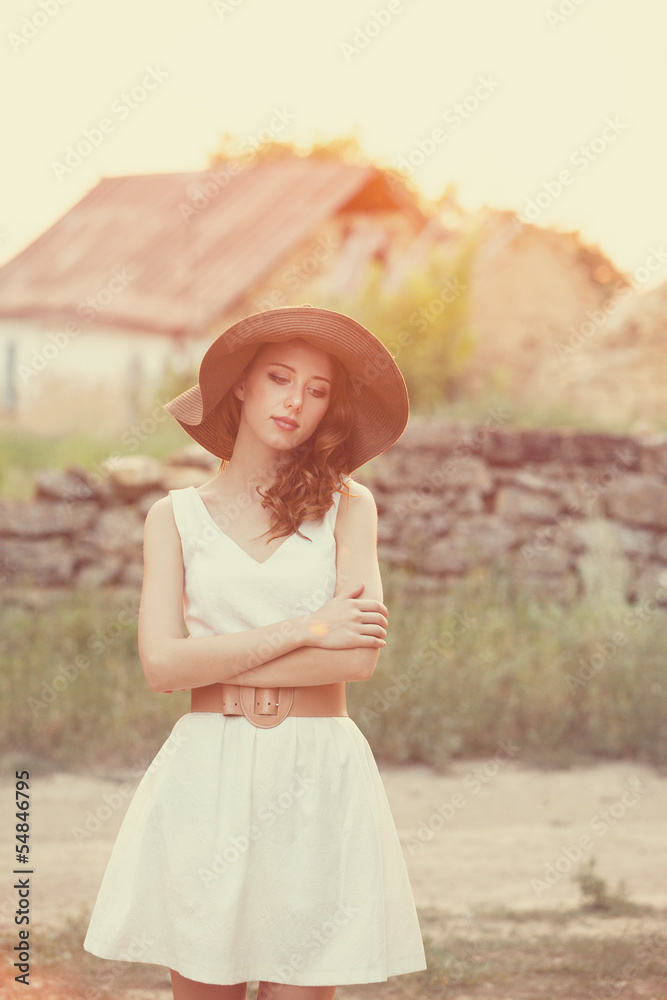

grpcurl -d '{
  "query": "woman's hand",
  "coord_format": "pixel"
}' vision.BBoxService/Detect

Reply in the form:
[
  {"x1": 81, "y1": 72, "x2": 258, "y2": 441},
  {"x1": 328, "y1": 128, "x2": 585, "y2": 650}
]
[{"x1": 302, "y1": 582, "x2": 388, "y2": 649}]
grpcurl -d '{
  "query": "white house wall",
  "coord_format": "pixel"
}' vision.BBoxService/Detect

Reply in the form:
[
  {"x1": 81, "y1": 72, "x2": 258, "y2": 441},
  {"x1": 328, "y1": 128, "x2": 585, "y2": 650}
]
[{"x1": 0, "y1": 319, "x2": 192, "y2": 438}]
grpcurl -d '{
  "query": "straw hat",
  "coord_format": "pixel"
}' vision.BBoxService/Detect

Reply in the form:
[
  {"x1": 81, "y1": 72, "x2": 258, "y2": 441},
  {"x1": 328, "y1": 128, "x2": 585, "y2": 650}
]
[{"x1": 163, "y1": 304, "x2": 409, "y2": 473}]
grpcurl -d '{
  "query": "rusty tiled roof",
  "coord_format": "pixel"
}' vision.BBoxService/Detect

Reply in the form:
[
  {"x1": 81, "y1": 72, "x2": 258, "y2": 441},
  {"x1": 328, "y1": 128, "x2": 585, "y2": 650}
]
[{"x1": 0, "y1": 157, "x2": 419, "y2": 337}]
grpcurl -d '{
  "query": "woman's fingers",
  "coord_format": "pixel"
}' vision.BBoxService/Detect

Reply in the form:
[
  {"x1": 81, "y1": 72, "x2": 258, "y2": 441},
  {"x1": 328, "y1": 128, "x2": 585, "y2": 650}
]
[
  {"x1": 354, "y1": 601, "x2": 388, "y2": 619},
  {"x1": 361, "y1": 610, "x2": 388, "y2": 624},
  {"x1": 310, "y1": 593, "x2": 388, "y2": 648},
  {"x1": 356, "y1": 607, "x2": 388, "y2": 639},
  {"x1": 356, "y1": 599, "x2": 388, "y2": 615},
  {"x1": 358, "y1": 609, "x2": 388, "y2": 627},
  {"x1": 339, "y1": 592, "x2": 386, "y2": 615}
]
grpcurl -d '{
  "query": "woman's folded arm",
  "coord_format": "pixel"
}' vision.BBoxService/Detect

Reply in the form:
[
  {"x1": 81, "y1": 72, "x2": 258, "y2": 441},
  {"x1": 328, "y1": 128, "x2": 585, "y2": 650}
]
[
  {"x1": 138, "y1": 498, "x2": 318, "y2": 692},
  {"x1": 228, "y1": 481, "x2": 384, "y2": 688},
  {"x1": 138, "y1": 483, "x2": 384, "y2": 693}
]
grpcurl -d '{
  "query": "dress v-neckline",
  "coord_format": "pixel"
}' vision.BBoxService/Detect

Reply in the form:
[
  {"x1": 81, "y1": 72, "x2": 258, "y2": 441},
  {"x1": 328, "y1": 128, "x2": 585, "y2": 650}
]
[{"x1": 188, "y1": 486, "x2": 296, "y2": 566}]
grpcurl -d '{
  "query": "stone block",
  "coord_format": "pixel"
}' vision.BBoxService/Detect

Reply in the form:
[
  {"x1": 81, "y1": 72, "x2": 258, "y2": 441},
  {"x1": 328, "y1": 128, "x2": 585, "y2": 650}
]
[
  {"x1": 558, "y1": 478, "x2": 604, "y2": 517},
  {"x1": 560, "y1": 432, "x2": 640, "y2": 470},
  {"x1": 397, "y1": 420, "x2": 471, "y2": 452},
  {"x1": 638, "y1": 432, "x2": 667, "y2": 476},
  {"x1": 628, "y1": 563, "x2": 667, "y2": 605},
  {"x1": 478, "y1": 427, "x2": 526, "y2": 465},
  {"x1": 418, "y1": 534, "x2": 471, "y2": 575},
  {"x1": 427, "y1": 508, "x2": 459, "y2": 536},
  {"x1": 398, "y1": 448, "x2": 480, "y2": 489},
  {"x1": 64, "y1": 463, "x2": 116, "y2": 504},
  {"x1": 75, "y1": 555, "x2": 125, "y2": 587},
  {"x1": 565, "y1": 517, "x2": 647, "y2": 556},
  {"x1": 605, "y1": 474, "x2": 667, "y2": 529},
  {"x1": 0, "y1": 498, "x2": 97, "y2": 536},
  {"x1": 516, "y1": 429, "x2": 565, "y2": 463},
  {"x1": 101, "y1": 455, "x2": 163, "y2": 500},
  {"x1": 656, "y1": 534, "x2": 667, "y2": 563},
  {"x1": 377, "y1": 516, "x2": 397, "y2": 544},
  {"x1": 0, "y1": 537, "x2": 76, "y2": 586},
  {"x1": 494, "y1": 486, "x2": 562, "y2": 521},
  {"x1": 381, "y1": 491, "x2": 453, "y2": 520},
  {"x1": 419, "y1": 516, "x2": 516, "y2": 574},
  {"x1": 493, "y1": 468, "x2": 562, "y2": 493},
  {"x1": 481, "y1": 428, "x2": 564, "y2": 465},
  {"x1": 377, "y1": 543, "x2": 412, "y2": 567},
  {"x1": 434, "y1": 456, "x2": 493, "y2": 491},
  {"x1": 453, "y1": 489, "x2": 485, "y2": 515},
  {"x1": 34, "y1": 467, "x2": 97, "y2": 503},
  {"x1": 609, "y1": 523, "x2": 655, "y2": 559},
  {"x1": 80, "y1": 508, "x2": 146, "y2": 556}
]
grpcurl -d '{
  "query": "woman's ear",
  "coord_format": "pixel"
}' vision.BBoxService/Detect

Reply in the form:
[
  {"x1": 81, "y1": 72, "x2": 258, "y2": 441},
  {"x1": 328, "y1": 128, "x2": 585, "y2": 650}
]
[{"x1": 232, "y1": 379, "x2": 245, "y2": 402}]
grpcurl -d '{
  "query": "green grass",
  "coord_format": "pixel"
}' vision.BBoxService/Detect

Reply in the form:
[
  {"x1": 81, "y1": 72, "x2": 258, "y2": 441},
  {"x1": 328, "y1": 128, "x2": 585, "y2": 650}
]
[
  {"x1": 0, "y1": 421, "x2": 191, "y2": 500},
  {"x1": 0, "y1": 588, "x2": 186, "y2": 774},
  {"x1": 2, "y1": 553, "x2": 666, "y2": 773},
  {"x1": 0, "y1": 361, "x2": 196, "y2": 499},
  {"x1": 346, "y1": 558, "x2": 667, "y2": 772},
  {"x1": 417, "y1": 386, "x2": 667, "y2": 434}
]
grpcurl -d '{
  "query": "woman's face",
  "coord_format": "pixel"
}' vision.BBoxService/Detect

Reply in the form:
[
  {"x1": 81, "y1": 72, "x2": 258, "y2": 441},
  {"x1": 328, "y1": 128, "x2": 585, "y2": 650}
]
[{"x1": 233, "y1": 338, "x2": 334, "y2": 454}]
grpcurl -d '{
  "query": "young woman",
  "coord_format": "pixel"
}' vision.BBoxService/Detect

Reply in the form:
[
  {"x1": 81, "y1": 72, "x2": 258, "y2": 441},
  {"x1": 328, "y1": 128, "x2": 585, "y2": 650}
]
[{"x1": 83, "y1": 304, "x2": 427, "y2": 999}]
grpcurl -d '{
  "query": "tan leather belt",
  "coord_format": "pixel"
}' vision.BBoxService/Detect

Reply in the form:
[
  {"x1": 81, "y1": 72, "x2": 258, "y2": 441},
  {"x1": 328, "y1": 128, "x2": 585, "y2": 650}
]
[{"x1": 190, "y1": 681, "x2": 348, "y2": 729}]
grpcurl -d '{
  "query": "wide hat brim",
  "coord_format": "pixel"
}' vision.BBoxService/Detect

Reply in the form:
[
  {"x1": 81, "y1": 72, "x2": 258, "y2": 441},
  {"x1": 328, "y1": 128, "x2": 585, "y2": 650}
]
[{"x1": 163, "y1": 304, "x2": 409, "y2": 473}]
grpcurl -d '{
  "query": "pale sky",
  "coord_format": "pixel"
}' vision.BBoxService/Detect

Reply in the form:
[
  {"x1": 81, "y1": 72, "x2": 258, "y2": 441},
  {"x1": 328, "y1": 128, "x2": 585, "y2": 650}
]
[{"x1": 3, "y1": 0, "x2": 666, "y2": 286}]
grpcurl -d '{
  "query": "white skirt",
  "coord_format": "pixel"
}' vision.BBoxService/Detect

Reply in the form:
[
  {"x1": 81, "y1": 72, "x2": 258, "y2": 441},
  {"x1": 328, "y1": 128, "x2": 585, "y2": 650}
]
[{"x1": 83, "y1": 712, "x2": 427, "y2": 987}]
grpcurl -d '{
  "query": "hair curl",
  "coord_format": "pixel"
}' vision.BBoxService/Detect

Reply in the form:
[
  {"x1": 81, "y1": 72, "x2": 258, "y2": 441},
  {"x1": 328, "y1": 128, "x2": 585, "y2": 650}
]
[{"x1": 212, "y1": 342, "x2": 358, "y2": 544}]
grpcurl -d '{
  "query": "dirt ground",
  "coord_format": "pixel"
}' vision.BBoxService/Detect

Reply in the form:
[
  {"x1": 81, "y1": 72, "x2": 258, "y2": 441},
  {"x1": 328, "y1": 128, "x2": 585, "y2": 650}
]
[{"x1": 1, "y1": 755, "x2": 666, "y2": 997}]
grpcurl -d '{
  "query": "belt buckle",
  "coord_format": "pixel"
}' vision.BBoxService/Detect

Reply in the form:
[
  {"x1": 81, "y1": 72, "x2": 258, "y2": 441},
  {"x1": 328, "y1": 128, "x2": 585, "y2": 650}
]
[{"x1": 240, "y1": 686, "x2": 295, "y2": 728}]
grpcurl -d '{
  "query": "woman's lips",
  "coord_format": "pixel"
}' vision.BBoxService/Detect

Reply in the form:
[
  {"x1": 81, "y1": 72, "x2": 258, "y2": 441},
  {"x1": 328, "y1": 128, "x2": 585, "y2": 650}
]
[{"x1": 272, "y1": 417, "x2": 298, "y2": 430}]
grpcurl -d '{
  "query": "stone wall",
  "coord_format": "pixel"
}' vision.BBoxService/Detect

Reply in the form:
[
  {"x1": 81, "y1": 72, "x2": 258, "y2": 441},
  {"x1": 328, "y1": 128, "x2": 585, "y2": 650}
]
[
  {"x1": 2, "y1": 420, "x2": 667, "y2": 609},
  {"x1": 364, "y1": 420, "x2": 667, "y2": 607}
]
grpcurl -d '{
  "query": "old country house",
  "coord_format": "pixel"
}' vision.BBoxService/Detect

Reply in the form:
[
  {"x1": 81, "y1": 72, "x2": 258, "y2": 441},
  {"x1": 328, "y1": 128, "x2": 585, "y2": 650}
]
[{"x1": 0, "y1": 155, "x2": 426, "y2": 435}]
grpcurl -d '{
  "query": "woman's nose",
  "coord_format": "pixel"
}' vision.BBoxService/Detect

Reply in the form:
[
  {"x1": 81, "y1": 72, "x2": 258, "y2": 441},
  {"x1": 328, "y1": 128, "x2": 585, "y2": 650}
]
[{"x1": 284, "y1": 383, "x2": 304, "y2": 408}]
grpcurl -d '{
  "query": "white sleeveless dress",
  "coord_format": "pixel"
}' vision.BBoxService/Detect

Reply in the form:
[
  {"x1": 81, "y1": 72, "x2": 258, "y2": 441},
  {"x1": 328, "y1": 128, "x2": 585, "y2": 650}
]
[{"x1": 83, "y1": 479, "x2": 427, "y2": 987}]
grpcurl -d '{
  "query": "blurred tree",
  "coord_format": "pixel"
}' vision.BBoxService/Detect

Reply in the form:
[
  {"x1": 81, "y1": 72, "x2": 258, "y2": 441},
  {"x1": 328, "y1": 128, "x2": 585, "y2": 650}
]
[
  {"x1": 319, "y1": 233, "x2": 480, "y2": 413},
  {"x1": 208, "y1": 129, "x2": 371, "y2": 168},
  {"x1": 207, "y1": 131, "x2": 436, "y2": 218},
  {"x1": 205, "y1": 131, "x2": 476, "y2": 410}
]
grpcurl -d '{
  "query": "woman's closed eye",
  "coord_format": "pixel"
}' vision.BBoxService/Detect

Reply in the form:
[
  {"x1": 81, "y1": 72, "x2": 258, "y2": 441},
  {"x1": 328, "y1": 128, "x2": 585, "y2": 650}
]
[{"x1": 268, "y1": 373, "x2": 327, "y2": 397}]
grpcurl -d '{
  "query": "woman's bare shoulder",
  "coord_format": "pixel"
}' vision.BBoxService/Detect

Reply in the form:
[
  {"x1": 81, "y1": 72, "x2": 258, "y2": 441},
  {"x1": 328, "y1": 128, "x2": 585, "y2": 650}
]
[
  {"x1": 339, "y1": 477, "x2": 377, "y2": 507},
  {"x1": 143, "y1": 493, "x2": 180, "y2": 538},
  {"x1": 140, "y1": 495, "x2": 184, "y2": 590},
  {"x1": 145, "y1": 492, "x2": 175, "y2": 517},
  {"x1": 334, "y1": 477, "x2": 378, "y2": 538}
]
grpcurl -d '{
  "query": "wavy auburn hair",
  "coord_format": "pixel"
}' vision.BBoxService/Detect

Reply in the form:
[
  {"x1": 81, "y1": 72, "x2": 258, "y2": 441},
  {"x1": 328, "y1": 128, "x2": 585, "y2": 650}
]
[{"x1": 212, "y1": 340, "x2": 358, "y2": 544}]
